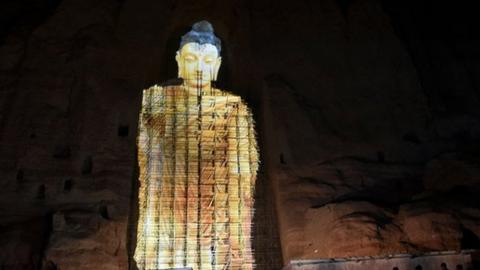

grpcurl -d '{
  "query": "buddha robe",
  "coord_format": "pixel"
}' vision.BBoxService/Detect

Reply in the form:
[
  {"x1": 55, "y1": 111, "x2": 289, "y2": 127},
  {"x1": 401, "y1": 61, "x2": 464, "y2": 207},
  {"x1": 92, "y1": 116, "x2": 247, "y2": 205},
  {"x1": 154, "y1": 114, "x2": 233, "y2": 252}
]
[{"x1": 134, "y1": 84, "x2": 258, "y2": 270}]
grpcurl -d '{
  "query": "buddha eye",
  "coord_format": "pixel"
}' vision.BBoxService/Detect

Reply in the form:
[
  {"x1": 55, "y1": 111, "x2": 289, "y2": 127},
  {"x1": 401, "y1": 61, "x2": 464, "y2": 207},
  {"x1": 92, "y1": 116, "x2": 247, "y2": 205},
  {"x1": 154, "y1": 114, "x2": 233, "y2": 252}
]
[{"x1": 184, "y1": 55, "x2": 196, "y2": 62}]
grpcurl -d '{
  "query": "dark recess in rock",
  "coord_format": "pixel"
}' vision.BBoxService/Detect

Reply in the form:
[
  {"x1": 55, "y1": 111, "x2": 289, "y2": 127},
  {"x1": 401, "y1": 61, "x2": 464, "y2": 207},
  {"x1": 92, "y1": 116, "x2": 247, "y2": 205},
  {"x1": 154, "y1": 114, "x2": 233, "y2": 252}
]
[
  {"x1": 280, "y1": 153, "x2": 286, "y2": 164},
  {"x1": 36, "y1": 184, "x2": 45, "y2": 200},
  {"x1": 52, "y1": 145, "x2": 71, "y2": 159},
  {"x1": 44, "y1": 260, "x2": 58, "y2": 270},
  {"x1": 461, "y1": 227, "x2": 480, "y2": 250},
  {"x1": 16, "y1": 168, "x2": 24, "y2": 181},
  {"x1": 63, "y1": 178, "x2": 72, "y2": 192},
  {"x1": 99, "y1": 205, "x2": 109, "y2": 220},
  {"x1": 403, "y1": 132, "x2": 421, "y2": 144},
  {"x1": 377, "y1": 151, "x2": 385, "y2": 163},
  {"x1": 81, "y1": 156, "x2": 93, "y2": 175}
]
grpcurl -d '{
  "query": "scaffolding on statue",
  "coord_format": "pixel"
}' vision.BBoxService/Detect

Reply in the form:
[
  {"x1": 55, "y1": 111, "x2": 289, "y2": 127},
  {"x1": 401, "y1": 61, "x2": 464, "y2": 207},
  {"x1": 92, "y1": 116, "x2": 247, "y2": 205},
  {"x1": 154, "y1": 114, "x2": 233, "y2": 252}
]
[{"x1": 134, "y1": 84, "x2": 259, "y2": 270}]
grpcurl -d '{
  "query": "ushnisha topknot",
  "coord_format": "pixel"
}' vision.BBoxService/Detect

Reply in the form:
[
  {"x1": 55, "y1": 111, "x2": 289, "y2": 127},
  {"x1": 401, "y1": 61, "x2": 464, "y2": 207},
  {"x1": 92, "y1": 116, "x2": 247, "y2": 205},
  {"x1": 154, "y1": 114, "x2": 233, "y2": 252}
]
[{"x1": 180, "y1": 20, "x2": 221, "y2": 53}]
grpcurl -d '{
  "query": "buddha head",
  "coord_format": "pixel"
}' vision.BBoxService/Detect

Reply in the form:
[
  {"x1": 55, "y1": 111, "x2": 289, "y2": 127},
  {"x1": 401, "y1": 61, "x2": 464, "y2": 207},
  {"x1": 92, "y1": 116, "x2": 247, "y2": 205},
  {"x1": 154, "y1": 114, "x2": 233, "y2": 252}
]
[{"x1": 176, "y1": 21, "x2": 222, "y2": 89}]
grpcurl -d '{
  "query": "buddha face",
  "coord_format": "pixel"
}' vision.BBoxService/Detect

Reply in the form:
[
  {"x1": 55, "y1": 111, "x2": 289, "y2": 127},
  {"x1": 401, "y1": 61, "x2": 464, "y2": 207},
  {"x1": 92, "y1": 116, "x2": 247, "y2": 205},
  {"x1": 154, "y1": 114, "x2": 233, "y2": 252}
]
[{"x1": 176, "y1": 42, "x2": 221, "y2": 89}]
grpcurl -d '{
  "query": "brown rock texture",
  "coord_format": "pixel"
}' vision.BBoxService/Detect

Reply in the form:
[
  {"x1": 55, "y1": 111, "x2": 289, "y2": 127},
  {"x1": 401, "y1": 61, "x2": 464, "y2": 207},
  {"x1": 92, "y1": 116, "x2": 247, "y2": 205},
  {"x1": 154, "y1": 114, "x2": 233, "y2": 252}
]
[{"x1": 1, "y1": 0, "x2": 480, "y2": 269}]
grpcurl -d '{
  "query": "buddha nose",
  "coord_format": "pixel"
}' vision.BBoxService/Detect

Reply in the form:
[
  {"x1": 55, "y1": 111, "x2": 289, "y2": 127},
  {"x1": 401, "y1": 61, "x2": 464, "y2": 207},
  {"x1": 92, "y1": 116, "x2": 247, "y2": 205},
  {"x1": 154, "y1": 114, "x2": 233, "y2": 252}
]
[{"x1": 196, "y1": 61, "x2": 206, "y2": 72}]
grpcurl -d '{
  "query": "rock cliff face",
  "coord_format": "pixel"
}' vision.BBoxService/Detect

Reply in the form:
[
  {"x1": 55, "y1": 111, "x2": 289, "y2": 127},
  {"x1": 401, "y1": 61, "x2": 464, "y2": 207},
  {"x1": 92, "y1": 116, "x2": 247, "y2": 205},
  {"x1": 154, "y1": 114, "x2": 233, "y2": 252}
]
[{"x1": 1, "y1": 0, "x2": 479, "y2": 269}]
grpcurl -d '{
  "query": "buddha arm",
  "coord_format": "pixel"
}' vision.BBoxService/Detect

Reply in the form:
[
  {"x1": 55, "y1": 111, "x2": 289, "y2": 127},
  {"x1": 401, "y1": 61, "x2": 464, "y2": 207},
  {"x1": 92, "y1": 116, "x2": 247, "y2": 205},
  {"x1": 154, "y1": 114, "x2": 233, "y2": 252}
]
[
  {"x1": 225, "y1": 96, "x2": 258, "y2": 254},
  {"x1": 227, "y1": 98, "x2": 259, "y2": 183},
  {"x1": 240, "y1": 101, "x2": 259, "y2": 204},
  {"x1": 134, "y1": 85, "x2": 165, "y2": 268}
]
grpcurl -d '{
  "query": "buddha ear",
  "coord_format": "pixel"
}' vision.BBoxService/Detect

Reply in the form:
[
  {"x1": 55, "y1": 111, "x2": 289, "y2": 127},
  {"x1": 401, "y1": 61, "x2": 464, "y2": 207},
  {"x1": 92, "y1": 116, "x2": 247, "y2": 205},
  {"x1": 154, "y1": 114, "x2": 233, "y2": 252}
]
[
  {"x1": 175, "y1": 51, "x2": 183, "y2": 78},
  {"x1": 213, "y1": 57, "x2": 222, "y2": 81}
]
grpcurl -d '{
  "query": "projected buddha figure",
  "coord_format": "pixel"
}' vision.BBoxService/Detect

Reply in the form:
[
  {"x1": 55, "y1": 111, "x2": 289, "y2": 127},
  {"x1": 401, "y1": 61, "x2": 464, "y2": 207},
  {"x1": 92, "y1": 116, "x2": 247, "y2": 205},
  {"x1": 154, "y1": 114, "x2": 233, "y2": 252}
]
[{"x1": 134, "y1": 21, "x2": 258, "y2": 270}]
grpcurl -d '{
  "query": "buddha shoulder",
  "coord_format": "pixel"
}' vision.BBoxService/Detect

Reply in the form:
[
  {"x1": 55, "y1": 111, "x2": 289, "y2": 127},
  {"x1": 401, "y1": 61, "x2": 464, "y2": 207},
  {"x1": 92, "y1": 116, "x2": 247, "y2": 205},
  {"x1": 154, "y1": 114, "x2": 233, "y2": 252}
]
[
  {"x1": 142, "y1": 78, "x2": 183, "y2": 95},
  {"x1": 142, "y1": 84, "x2": 164, "y2": 97},
  {"x1": 214, "y1": 88, "x2": 252, "y2": 111}
]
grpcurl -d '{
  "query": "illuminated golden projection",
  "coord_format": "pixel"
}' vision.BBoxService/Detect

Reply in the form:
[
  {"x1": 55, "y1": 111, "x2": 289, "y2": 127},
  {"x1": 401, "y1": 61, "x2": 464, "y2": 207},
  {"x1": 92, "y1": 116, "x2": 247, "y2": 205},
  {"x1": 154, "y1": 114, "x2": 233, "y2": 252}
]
[{"x1": 134, "y1": 21, "x2": 259, "y2": 270}]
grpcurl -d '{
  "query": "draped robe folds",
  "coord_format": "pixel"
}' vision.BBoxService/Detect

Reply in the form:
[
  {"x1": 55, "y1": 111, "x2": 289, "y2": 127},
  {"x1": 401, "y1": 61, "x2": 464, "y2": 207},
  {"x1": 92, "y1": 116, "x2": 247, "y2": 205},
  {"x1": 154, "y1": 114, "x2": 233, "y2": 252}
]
[{"x1": 134, "y1": 85, "x2": 259, "y2": 270}]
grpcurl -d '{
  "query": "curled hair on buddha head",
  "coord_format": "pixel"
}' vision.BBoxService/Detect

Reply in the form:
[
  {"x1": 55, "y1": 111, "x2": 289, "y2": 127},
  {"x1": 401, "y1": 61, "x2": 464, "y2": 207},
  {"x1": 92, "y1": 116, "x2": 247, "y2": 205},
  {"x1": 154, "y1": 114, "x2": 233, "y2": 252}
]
[{"x1": 180, "y1": 20, "x2": 221, "y2": 53}]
